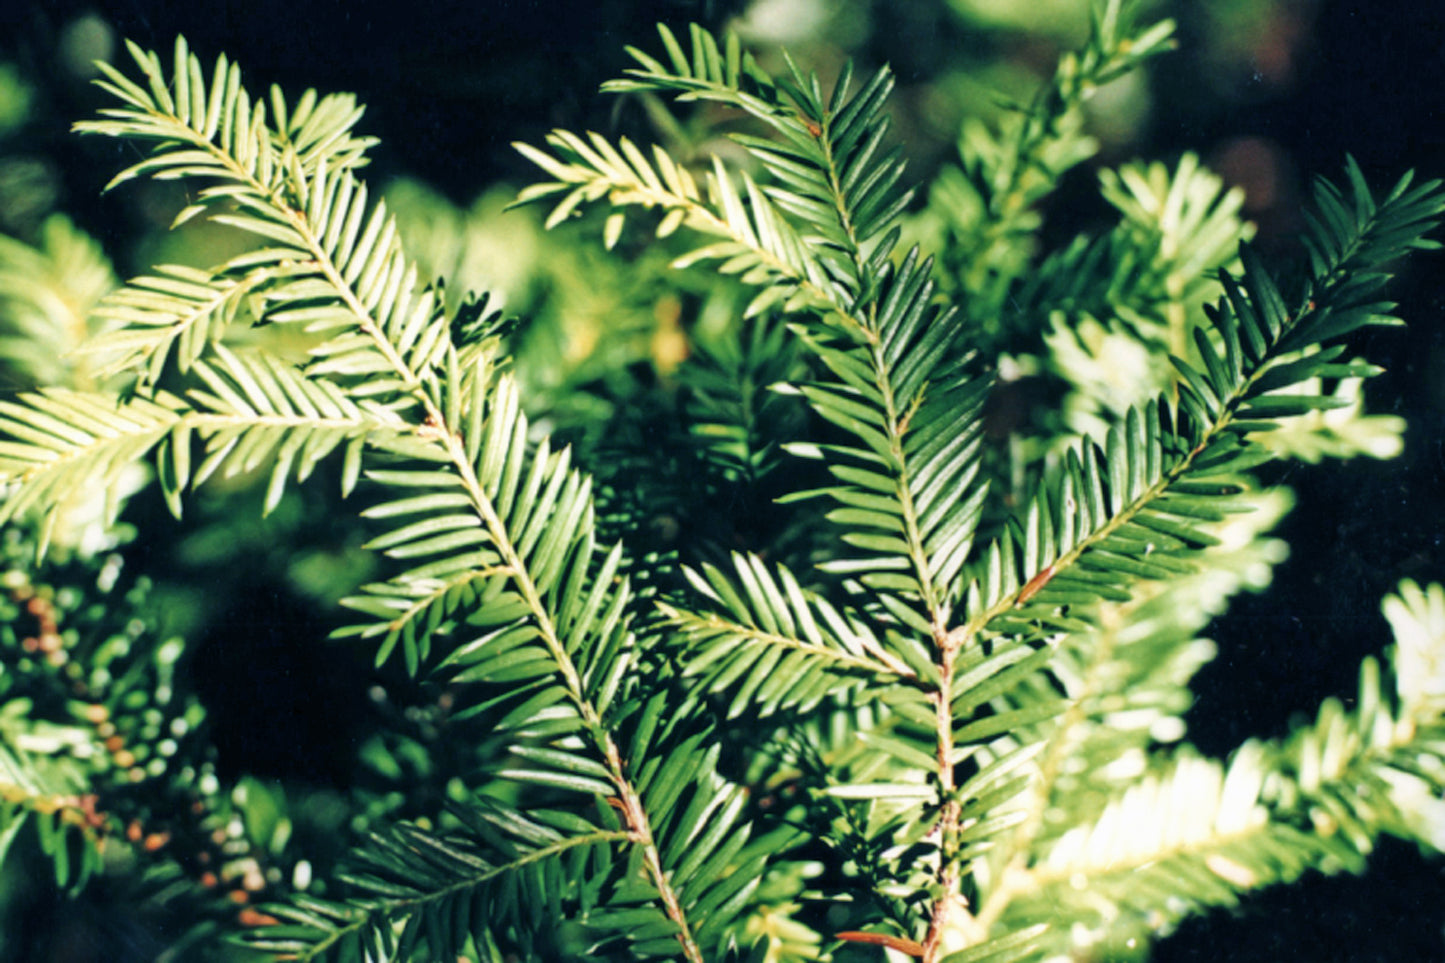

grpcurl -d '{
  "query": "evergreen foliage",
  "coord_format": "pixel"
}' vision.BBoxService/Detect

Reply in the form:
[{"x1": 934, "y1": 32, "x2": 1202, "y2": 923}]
[{"x1": 0, "y1": 3, "x2": 1443, "y2": 961}]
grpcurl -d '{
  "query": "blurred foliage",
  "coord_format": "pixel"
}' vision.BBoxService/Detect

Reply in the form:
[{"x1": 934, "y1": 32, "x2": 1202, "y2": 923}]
[{"x1": 0, "y1": 0, "x2": 1438, "y2": 960}]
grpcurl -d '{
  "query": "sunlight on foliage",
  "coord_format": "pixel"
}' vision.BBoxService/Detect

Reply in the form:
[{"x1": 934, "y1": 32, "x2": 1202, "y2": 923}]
[{"x1": 0, "y1": 2, "x2": 1440, "y2": 961}]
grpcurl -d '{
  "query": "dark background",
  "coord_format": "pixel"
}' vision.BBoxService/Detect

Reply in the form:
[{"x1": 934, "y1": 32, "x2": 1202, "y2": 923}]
[{"x1": 1, "y1": 0, "x2": 1443, "y2": 960}]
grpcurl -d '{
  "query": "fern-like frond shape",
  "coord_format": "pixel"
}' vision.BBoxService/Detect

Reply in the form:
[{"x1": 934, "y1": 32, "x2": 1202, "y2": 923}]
[
  {"x1": 522, "y1": 28, "x2": 992, "y2": 624},
  {"x1": 0, "y1": 347, "x2": 397, "y2": 545},
  {"x1": 605, "y1": 23, "x2": 910, "y2": 294},
  {"x1": 18, "y1": 16, "x2": 1440, "y2": 963},
  {"x1": 517, "y1": 128, "x2": 832, "y2": 319},
  {"x1": 82, "y1": 262, "x2": 272, "y2": 382},
  {"x1": 1009, "y1": 745, "x2": 1317, "y2": 956},
  {"x1": 522, "y1": 14, "x2": 1445, "y2": 956},
  {"x1": 0, "y1": 387, "x2": 185, "y2": 551},
  {"x1": 236, "y1": 806, "x2": 631, "y2": 962},
  {"x1": 781, "y1": 247, "x2": 992, "y2": 613},
  {"x1": 522, "y1": 18, "x2": 913, "y2": 311},
  {"x1": 76, "y1": 36, "x2": 444, "y2": 399},
  {"x1": 86, "y1": 36, "x2": 374, "y2": 192},
  {"x1": 1003, "y1": 489, "x2": 1288, "y2": 844},
  {"x1": 982, "y1": 577, "x2": 1445, "y2": 959},
  {"x1": 961, "y1": 164, "x2": 1445, "y2": 651},
  {"x1": 659, "y1": 553, "x2": 919, "y2": 718},
  {"x1": 928, "y1": 164, "x2": 1445, "y2": 958},
  {"x1": 178, "y1": 344, "x2": 391, "y2": 511},
  {"x1": 593, "y1": 691, "x2": 798, "y2": 959},
  {"x1": 5, "y1": 36, "x2": 780, "y2": 963}
]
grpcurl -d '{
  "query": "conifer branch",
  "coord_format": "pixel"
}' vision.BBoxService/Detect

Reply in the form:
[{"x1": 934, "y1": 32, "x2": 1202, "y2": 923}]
[
  {"x1": 522, "y1": 15, "x2": 1445, "y2": 963},
  {"x1": 0, "y1": 8, "x2": 1440, "y2": 962},
  {"x1": 58, "y1": 36, "x2": 756, "y2": 961},
  {"x1": 241, "y1": 818, "x2": 635, "y2": 961}
]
